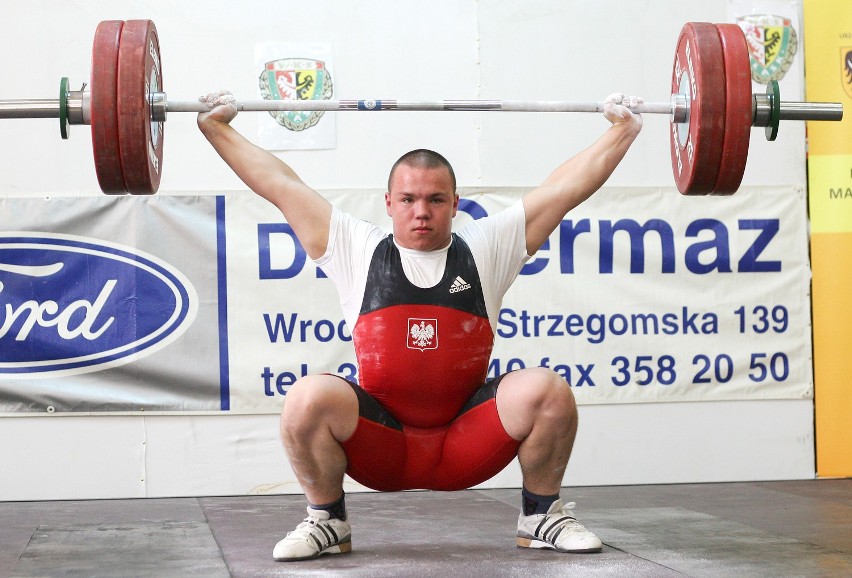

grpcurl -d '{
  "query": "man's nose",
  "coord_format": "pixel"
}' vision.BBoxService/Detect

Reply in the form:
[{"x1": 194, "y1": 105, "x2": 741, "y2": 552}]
[{"x1": 414, "y1": 200, "x2": 431, "y2": 218}]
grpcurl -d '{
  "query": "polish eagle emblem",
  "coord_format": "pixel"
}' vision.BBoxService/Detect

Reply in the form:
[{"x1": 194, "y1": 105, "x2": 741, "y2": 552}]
[{"x1": 408, "y1": 319, "x2": 438, "y2": 351}]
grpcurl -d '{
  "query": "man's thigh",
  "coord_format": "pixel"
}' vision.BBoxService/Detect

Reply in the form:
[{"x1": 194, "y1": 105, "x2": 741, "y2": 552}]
[
  {"x1": 340, "y1": 375, "x2": 520, "y2": 491},
  {"x1": 433, "y1": 374, "x2": 520, "y2": 490}
]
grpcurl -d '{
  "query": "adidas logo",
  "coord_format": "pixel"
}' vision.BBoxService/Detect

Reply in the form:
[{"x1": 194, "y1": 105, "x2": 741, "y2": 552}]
[{"x1": 449, "y1": 276, "x2": 472, "y2": 293}]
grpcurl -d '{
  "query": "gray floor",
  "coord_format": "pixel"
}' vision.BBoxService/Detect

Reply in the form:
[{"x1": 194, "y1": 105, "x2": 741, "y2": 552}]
[{"x1": 1, "y1": 480, "x2": 850, "y2": 577}]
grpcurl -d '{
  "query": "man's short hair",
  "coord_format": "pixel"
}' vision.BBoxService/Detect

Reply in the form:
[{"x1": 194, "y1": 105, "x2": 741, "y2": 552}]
[{"x1": 388, "y1": 149, "x2": 457, "y2": 194}]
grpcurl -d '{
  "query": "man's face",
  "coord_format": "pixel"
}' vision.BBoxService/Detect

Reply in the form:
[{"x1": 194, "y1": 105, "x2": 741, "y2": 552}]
[{"x1": 385, "y1": 164, "x2": 459, "y2": 251}]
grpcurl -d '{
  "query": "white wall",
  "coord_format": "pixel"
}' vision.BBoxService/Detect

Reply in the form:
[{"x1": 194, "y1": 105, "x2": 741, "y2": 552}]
[
  {"x1": 0, "y1": 1, "x2": 815, "y2": 500},
  {"x1": 0, "y1": 401, "x2": 814, "y2": 501}
]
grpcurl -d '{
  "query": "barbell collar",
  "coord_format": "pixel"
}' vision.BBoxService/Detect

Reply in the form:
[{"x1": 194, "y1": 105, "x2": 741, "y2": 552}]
[
  {"x1": 753, "y1": 94, "x2": 772, "y2": 128},
  {"x1": 68, "y1": 88, "x2": 89, "y2": 125},
  {"x1": 150, "y1": 91, "x2": 167, "y2": 122}
]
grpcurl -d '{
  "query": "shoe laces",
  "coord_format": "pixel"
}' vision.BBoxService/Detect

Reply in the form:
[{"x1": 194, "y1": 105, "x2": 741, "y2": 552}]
[
  {"x1": 544, "y1": 502, "x2": 590, "y2": 534},
  {"x1": 287, "y1": 514, "x2": 325, "y2": 539}
]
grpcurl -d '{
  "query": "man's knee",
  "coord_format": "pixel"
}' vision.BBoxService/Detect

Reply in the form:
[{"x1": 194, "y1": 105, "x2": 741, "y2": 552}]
[
  {"x1": 281, "y1": 375, "x2": 358, "y2": 437},
  {"x1": 497, "y1": 367, "x2": 576, "y2": 440},
  {"x1": 513, "y1": 367, "x2": 576, "y2": 414}
]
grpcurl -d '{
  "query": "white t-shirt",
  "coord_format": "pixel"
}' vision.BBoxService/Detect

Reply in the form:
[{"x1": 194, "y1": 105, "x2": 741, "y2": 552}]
[{"x1": 314, "y1": 200, "x2": 531, "y2": 333}]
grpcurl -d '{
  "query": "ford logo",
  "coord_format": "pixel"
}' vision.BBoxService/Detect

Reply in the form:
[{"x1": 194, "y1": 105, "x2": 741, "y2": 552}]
[{"x1": 0, "y1": 233, "x2": 198, "y2": 377}]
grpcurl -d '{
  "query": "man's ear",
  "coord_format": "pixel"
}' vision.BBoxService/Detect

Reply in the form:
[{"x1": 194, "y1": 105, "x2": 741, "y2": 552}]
[{"x1": 385, "y1": 191, "x2": 392, "y2": 216}]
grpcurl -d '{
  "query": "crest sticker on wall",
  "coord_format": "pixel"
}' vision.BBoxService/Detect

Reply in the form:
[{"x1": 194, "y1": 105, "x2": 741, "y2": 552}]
[
  {"x1": 259, "y1": 58, "x2": 334, "y2": 132},
  {"x1": 737, "y1": 14, "x2": 798, "y2": 84},
  {"x1": 254, "y1": 43, "x2": 336, "y2": 150}
]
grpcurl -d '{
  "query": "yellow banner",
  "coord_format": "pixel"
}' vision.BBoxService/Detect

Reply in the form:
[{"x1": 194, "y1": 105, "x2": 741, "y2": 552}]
[
  {"x1": 804, "y1": 1, "x2": 852, "y2": 157},
  {"x1": 804, "y1": 2, "x2": 852, "y2": 232},
  {"x1": 807, "y1": 155, "x2": 852, "y2": 234},
  {"x1": 804, "y1": 0, "x2": 852, "y2": 477},
  {"x1": 810, "y1": 233, "x2": 852, "y2": 478}
]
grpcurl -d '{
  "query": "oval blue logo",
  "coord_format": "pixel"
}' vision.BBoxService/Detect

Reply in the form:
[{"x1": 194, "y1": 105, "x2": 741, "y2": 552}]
[{"x1": 0, "y1": 234, "x2": 198, "y2": 377}]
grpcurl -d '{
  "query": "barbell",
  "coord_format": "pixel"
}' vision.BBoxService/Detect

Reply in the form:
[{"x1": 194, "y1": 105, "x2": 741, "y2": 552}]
[{"x1": 0, "y1": 19, "x2": 843, "y2": 196}]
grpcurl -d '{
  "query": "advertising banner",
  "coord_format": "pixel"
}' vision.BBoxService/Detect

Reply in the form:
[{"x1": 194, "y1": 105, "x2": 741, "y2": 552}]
[
  {"x1": 0, "y1": 195, "x2": 221, "y2": 413},
  {"x1": 225, "y1": 186, "x2": 813, "y2": 411},
  {"x1": 0, "y1": 185, "x2": 813, "y2": 414}
]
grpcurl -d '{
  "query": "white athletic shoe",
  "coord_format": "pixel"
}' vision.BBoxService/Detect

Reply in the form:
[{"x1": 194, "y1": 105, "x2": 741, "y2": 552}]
[
  {"x1": 273, "y1": 506, "x2": 352, "y2": 562},
  {"x1": 516, "y1": 500, "x2": 602, "y2": 553}
]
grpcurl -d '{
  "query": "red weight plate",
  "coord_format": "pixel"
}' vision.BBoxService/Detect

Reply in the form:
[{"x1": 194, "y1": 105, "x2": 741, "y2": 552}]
[
  {"x1": 713, "y1": 24, "x2": 752, "y2": 195},
  {"x1": 117, "y1": 19, "x2": 164, "y2": 194},
  {"x1": 90, "y1": 20, "x2": 126, "y2": 194},
  {"x1": 669, "y1": 22, "x2": 727, "y2": 195}
]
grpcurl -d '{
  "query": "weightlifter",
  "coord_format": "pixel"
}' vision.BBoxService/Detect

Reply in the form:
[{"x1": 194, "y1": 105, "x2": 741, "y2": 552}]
[{"x1": 198, "y1": 90, "x2": 643, "y2": 561}]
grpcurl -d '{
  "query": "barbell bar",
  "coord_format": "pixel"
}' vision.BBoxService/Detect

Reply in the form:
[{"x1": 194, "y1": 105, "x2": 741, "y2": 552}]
[
  {"x1": 0, "y1": 95, "x2": 684, "y2": 117},
  {"x1": 0, "y1": 19, "x2": 843, "y2": 196},
  {"x1": 0, "y1": 91, "x2": 839, "y2": 121},
  {"x1": 164, "y1": 98, "x2": 683, "y2": 115}
]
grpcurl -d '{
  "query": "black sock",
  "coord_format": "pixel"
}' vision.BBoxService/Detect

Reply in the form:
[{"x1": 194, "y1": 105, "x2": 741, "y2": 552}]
[
  {"x1": 309, "y1": 493, "x2": 347, "y2": 521},
  {"x1": 522, "y1": 487, "x2": 560, "y2": 516}
]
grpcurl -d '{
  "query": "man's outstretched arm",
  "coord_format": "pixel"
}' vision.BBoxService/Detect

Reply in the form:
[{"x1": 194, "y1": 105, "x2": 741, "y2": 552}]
[
  {"x1": 522, "y1": 93, "x2": 643, "y2": 255},
  {"x1": 197, "y1": 91, "x2": 332, "y2": 260}
]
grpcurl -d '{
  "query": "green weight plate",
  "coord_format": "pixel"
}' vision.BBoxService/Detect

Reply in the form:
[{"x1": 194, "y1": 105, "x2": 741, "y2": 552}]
[
  {"x1": 59, "y1": 77, "x2": 69, "y2": 140},
  {"x1": 765, "y1": 80, "x2": 781, "y2": 141}
]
